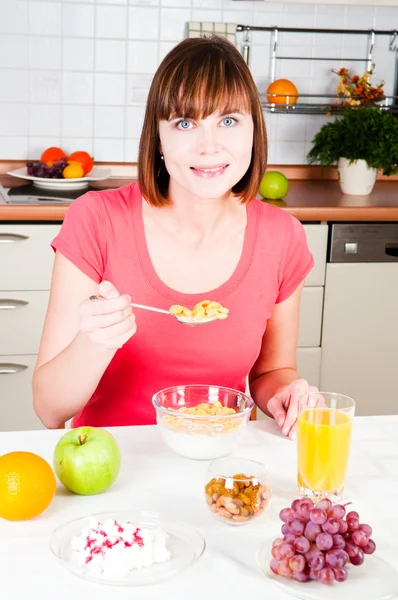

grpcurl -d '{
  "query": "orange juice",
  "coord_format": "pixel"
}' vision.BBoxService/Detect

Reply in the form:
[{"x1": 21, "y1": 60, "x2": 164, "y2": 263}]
[{"x1": 297, "y1": 408, "x2": 352, "y2": 493}]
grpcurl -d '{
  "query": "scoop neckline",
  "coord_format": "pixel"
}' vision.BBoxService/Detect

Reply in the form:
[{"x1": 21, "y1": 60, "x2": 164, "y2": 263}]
[{"x1": 130, "y1": 183, "x2": 260, "y2": 304}]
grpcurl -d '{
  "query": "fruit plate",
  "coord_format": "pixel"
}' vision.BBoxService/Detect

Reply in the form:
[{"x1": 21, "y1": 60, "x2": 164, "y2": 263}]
[
  {"x1": 49, "y1": 509, "x2": 205, "y2": 586},
  {"x1": 7, "y1": 167, "x2": 112, "y2": 191},
  {"x1": 257, "y1": 539, "x2": 398, "y2": 600}
]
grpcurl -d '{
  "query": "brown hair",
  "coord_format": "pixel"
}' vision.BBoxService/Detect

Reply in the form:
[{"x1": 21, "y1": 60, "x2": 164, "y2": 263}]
[{"x1": 138, "y1": 36, "x2": 267, "y2": 207}]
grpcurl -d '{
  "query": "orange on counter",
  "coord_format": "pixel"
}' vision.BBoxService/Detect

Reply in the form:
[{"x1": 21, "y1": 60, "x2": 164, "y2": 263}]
[
  {"x1": 0, "y1": 451, "x2": 56, "y2": 521},
  {"x1": 266, "y1": 79, "x2": 299, "y2": 105},
  {"x1": 40, "y1": 146, "x2": 67, "y2": 165},
  {"x1": 67, "y1": 151, "x2": 94, "y2": 176}
]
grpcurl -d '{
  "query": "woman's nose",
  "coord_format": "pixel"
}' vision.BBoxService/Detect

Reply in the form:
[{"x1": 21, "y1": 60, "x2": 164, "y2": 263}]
[{"x1": 196, "y1": 126, "x2": 220, "y2": 155}]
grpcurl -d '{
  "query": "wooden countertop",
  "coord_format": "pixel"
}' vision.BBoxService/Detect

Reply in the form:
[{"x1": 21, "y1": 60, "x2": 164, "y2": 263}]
[{"x1": 0, "y1": 178, "x2": 397, "y2": 222}]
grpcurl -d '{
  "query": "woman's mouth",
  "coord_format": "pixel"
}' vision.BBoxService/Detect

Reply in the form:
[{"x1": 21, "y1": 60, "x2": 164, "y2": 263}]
[{"x1": 190, "y1": 164, "x2": 229, "y2": 178}]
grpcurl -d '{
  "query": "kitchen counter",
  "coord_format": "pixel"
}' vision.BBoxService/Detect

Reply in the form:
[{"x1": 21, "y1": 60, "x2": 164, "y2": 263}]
[
  {"x1": 1, "y1": 417, "x2": 398, "y2": 598},
  {"x1": 0, "y1": 179, "x2": 398, "y2": 222}
]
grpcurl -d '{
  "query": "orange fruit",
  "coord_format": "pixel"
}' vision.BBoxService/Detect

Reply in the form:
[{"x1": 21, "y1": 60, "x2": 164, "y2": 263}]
[
  {"x1": 0, "y1": 451, "x2": 56, "y2": 521},
  {"x1": 266, "y1": 79, "x2": 299, "y2": 105},
  {"x1": 40, "y1": 146, "x2": 66, "y2": 164},
  {"x1": 67, "y1": 151, "x2": 94, "y2": 176},
  {"x1": 63, "y1": 162, "x2": 84, "y2": 179}
]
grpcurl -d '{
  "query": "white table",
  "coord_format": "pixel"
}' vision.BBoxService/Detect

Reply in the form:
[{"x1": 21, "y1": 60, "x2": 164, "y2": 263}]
[{"x1": 1, "y1": 417, "x2": 398, "y2": 599}]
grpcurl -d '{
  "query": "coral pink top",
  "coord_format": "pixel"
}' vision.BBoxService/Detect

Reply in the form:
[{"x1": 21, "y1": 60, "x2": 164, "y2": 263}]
[{"x1": 51, "y1": 183, "x2": 314, "y2": 427}]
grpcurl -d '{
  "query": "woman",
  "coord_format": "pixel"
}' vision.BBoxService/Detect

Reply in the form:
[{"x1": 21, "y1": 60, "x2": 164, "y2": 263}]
[{"x1": 33, "y1": 36, "x2": 316, "y2": 439}]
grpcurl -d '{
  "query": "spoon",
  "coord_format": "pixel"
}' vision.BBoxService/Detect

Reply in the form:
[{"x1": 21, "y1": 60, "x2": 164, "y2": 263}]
[{"x1": 129, "y1": 302, "x2": 219, "y2": 326}]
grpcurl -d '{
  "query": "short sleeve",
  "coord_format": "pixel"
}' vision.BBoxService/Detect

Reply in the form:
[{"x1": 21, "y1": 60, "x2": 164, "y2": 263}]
[
  {"x1": 51, "y1": 192, "x2": 105, "y2": 283},
  {"x1": 276, "y1": 215, "x2": 314, "y2": 303}
]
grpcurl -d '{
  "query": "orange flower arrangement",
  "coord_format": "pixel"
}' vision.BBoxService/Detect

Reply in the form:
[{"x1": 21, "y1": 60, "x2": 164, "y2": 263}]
[{"x1": 329, "y1": 63, "x2": 385, "y2": 111}]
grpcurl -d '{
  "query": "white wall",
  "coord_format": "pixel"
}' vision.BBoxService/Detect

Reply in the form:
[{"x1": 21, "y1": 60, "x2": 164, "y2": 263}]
[{"x1": 0, "y1": 0, "x2": 396, "y2": 164}]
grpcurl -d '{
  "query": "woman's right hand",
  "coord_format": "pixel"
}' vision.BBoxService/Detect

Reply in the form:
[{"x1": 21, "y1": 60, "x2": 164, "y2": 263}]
[{"x1": 78, "y1": 280, "x2": 137, "y2": 351}]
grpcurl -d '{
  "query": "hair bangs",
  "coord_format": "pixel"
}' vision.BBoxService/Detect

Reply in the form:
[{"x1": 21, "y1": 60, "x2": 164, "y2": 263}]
[{"x1": 157, "y1": 49, "x2": 252, "y2": 121}]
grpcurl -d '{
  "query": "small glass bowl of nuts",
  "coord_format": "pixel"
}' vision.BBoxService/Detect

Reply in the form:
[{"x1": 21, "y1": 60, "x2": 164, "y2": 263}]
[{"x1": 205, "y1": 457, "x2": 272, "y2": 526}]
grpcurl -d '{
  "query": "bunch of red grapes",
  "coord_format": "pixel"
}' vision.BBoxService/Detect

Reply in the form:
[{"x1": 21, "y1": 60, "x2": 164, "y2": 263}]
[
  {"x1": 26, "y1": 158, "x2": 67, "y2": 179},
  {"x1": 271, "y1": 498, "x2": 376, "y2": 585}
]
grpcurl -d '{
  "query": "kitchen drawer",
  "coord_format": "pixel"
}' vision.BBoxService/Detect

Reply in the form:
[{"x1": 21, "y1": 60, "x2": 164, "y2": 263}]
[
  {"x1": 0, "y1": 355, "x2": 45, "y2": 431},
  {"x1": 303, "y1": 225, "x2": 328, "y2": 287},
  {"x1": 0, "y1": 291, "x2": 50, "y2": 355},
  {"x1": 0, "y1": 224, "x2": 61, "y2": 290},
  {"x1": 255, "y1": 348, "x2": 321, "y2": 421},
  {"x1": 298, "y1": 286, "x2": 323, "y2": 347}
]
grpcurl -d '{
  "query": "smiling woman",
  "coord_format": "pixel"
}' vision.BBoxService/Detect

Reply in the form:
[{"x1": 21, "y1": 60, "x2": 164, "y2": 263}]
[
  {"x1": 139, "y1": 36, "x2": 266, "y2": 205},
  {"x1": 32, "y1": 36, "x2": 315, "y2": 440}
]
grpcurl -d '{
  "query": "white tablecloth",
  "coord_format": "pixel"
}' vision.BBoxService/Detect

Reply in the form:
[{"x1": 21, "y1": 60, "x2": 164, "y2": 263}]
[{"x1": 1, "y1": 417, "x2": 398, "y2": 599}]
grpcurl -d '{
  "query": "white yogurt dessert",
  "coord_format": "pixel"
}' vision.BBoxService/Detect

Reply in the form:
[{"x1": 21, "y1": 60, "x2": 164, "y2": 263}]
[
  {"x1": 159, "y1": 424, "x2": 243, "y2": 460},
  {"x1": 71, "y1": 518, "x2": 171, "y2": 577}
]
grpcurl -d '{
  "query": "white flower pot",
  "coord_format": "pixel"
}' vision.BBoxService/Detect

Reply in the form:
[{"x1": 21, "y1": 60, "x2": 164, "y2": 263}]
[{"x1": 337, "y1": 158, "x2": 378, "y2": 196}]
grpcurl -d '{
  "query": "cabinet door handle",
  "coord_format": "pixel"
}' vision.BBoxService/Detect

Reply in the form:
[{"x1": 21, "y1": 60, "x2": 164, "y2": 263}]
[
  {"x1": 385, "y1": 244, "x2": 398, "y2": 258},
  {"x1": 0, "y1": 363, "x2": 28, "y2": 374},
  {"x1": 0, "y1": 299, "x2": 29, "y2": 310},
  {"x1": 0, "y1": 233, "x2": 29, "y2": 243}
]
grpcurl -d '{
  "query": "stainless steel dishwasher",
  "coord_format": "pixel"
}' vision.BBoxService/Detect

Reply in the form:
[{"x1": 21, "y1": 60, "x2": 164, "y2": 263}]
[{"x1": 320, "y1": 223, "x2": 398, "y2": 416}]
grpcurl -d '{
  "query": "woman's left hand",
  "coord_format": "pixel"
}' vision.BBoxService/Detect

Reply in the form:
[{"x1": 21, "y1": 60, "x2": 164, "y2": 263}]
[{"x1": 267, "y1": 378, "x2": 319, "y2": 441}]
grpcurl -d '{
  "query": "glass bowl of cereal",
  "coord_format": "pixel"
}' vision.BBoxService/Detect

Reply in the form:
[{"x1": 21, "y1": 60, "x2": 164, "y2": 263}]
[
  {"x1": 205, "y1": 457, "x2": 272, "y2": 525},
  {"x1": 152, "y1": 385, "x2": 254, "y2": 460}
]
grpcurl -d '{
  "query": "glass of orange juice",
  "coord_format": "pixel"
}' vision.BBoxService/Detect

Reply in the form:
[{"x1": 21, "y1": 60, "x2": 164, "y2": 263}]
[{"x1": 297, "y1": 392, "x2": 355, "y2": 502}]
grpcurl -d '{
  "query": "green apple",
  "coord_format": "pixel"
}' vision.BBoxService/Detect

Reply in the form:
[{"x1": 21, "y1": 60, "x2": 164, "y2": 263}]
[
  {"x1": 259, "y1": 171, "x2": 289, "y2": 200},
  {"x1": 53, "y1": 427, "x2": 121, "y2": 495}
]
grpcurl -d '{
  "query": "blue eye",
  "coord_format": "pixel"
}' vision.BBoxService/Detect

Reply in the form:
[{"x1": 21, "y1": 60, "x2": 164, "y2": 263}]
[
  {"x1": 221, "y1": 117, "x2": 236, "y2": 127},
  {"x1": 176, "y1": 120, "x2": 192, "y2": 130}
]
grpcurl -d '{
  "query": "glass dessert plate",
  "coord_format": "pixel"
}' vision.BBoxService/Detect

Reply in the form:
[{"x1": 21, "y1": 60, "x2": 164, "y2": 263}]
[
  {"x1": 256, "y1": 538, "x2": 398, "y2": 600},
  {"x1": 49, "y1": 509, "x2": 205, "y2": 586}
]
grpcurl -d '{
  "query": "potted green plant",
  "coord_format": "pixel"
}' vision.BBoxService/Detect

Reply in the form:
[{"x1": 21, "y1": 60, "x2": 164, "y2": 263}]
[{"x1": 307, "y1": 107, "x2": 398, "y2": 195}]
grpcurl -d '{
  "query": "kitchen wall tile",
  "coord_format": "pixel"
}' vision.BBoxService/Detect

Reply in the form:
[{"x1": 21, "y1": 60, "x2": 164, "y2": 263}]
[
  {"x1": 101, "y1": 0, "x2": 127, "y2": 4},
  {"x1": 161, "y1": 0, "x2": 191, "y2": 7},
  {"x1": 191, "y1": 9, "x2": 222, "y2": 23},
  {"x1": 62, "y1": 105, "x2": 94, "y2": 138},
  {"x1": 284, "y1": 9, "x2": 315, "y2": 29},
  {"x1": 0, "y1": 104, "x2": 28, "y2": 136},
  {"x1": 374, "y1": 6, "x2": 396, "y2": 30},
  {"x1": 0, "y1": 69, "x2": 28, "y2": 102},
  {"x1": 159, "y1": 41, "x2": 177, "y2": 62},
  {"x1": 29, "y1": 71, "x2": 62, "y2": 104},
  {"x1": 223, "y1": 10, "x2": 253, "y2": 26},
  {"x1": 95, "y1": 73, "x2": 126, "y2": 105},
  {"x1": 345, "y1": 6, "x2": 375, "y2": 30},
  {"x1": 277, "y1": 114, "x2": 308, "y2": 143},
  {"x1": 94, "y1": 106, "x2": 125, "y2": 137},
  {"x1": 29, "y1": 37, "x2": 62, "y2": 70},
  {"x1": 129, "y1": 7, "x2": 159, "y2": 40},
  {"x1": 62, "y1": 72, "x2": 94, "y2": 104},
  {"x1": 64, "y1": 0, "x2": 94, "y2": 3},
  {"x1": 94, "y1": 137, "x2": 125, "y2": 161},
  {"x1": 27, "y1": 137, "x2": 61, "y2": 159},
  {"x1": 315, "y1": 10, "x2": 345, "y2": 30},
  {"x1": 130, "y1": 0, "x2": 159, "y2": 5},
  {"x1": 0, "y1": 34, "x2": 28, "y2": 68},
  {"x1": 0, "y1": 136, "x2": 28, "y2": 160},
  {"x1": 254, "y1": 2, "x2": 284, "y2": 13},
  {"x1": 28, "y1": 1, "x2": 62, "y2": 36},
  {"x1": 160, "y1": 8, "x2": 190, "y2": 41},
  {"x1": 193, "y1": 0, "x2": 222, "y2": 8},
  {"x1": 96, "y1": 5, "x2": 128, "y2": 39},
  {"x1": 62, "y1": 4, "x2": 95, "y2": 38},
  {"x1": 223, "y1": 0, "x2": 253, "y2": 10},
  {"x1": 126, "y1": 73, "x2": 153, "y2": 103},
  {"x1": 275, "y1": 140, "x2": 306, "y2": 165},
  {"x1": 28, "y1": 104, "x2": 61, "y2": 136},
  {"x1": 249, "y1": 45, "x2": 271, "y2": 80},
  {"x1": 127, "y1": 41, "x2": 158, "y2": 73},
  {"x1": 61, "y1": 137, "x2": 93, "y2": 155},
  {"x1": 62, "y1": 38, "x2": 95, "y2": 72},
  {"x1": 95, "y1": 40, "x2": 127, "y2": 72},
  {"x1": 126, "y1": 105, "x2": 146, "y2": 138},
  {"x1": 305, "y1": 114, "x2": 328, "y2": 144},
  {"x1": 0, "y1": 0, "x2": 27, "y2": 35},
  {"x1": 124, "y1": 138, "x2": 140, "y2": 162}
]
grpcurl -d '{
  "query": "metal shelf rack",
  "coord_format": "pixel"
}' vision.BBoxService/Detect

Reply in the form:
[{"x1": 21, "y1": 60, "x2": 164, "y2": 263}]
[{"x1": 236, "y1": 25, "x2": 398, "y2": 114}]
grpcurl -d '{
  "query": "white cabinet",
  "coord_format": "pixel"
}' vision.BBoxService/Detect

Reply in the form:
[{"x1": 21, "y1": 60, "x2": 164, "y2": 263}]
[
  {"x1": 320, "y1": 263, "x2": 398, "y2": 416},
  {"x1": 256, "y1": 224, "x2": 327, "y2": 420},
  {"x1": 0, "y1": 224, "x2": 60, "y2": 431}
]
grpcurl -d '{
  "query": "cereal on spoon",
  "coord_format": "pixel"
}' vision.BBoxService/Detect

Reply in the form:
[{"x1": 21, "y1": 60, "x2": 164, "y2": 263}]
[{"x1": 169, "y1": 300, "x2": 229, "y2": 322}]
